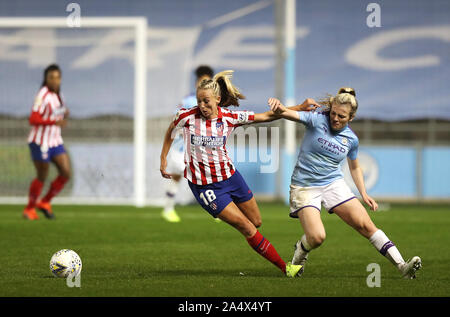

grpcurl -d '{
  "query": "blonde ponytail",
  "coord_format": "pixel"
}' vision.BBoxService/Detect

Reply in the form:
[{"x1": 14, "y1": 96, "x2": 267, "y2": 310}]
[
  {"x1": 197, "y1": 70, "x2": 245, "y2": 107},
  {"x1": 317, "y1": 87, "x2": 358, "y2": 118}
]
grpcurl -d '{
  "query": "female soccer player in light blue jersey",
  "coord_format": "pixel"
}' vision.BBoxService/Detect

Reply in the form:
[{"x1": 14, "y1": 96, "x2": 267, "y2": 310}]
[{"x1": 268, "y1": 88, "x2": 422, "y2": 279}]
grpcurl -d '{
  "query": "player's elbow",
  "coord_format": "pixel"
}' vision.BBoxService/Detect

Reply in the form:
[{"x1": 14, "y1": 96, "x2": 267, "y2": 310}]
[
  {"x1": 29, "y1": 116, "x2": 36, "y2": 125},
  {"x1": 29, "y1": 112, "x2": 40, "y2": 125}
]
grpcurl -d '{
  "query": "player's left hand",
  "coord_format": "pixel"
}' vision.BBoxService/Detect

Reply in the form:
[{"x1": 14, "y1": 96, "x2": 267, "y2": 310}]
[
  {"x1": 297, "y1": 98, "x2": 321, "y2": 111},
  {"x1": 64, "y1": 107, "x2": 70, "y2": 118},
  {"x1": 55, "y1": 119, "x2": 67, "y2": 128},
  {"x1": 363, "y1": 195, "x2": 378, "y2": 211}
]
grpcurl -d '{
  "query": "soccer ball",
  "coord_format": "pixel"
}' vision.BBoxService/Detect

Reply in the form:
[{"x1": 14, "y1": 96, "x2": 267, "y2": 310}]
[{"x1": 49, "y1": 249, "x2": 82, "y2": 278}]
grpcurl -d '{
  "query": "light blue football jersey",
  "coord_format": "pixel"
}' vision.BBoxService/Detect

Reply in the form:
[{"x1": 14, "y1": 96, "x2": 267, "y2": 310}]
[
  {"x1": 291, "y1": 111, "x2": 359, "y2": 187},
  {"x1": 171, "y1": 93, "x2": 197, "y2": 152}
]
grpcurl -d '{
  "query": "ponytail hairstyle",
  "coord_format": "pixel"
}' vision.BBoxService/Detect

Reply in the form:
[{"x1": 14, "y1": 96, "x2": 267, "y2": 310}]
[
  {"x1": 317, "y1": 87, "x2": 358, "y2": 118},
  {"x1": 197, "y1": 70, "x2": 245, "y2": 107}
]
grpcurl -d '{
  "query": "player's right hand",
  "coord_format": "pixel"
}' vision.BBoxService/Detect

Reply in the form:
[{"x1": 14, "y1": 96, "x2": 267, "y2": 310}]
[
  {"x1": 160, "y1": 158, "x2": 172, "y2": 179},
  {"x1": 268, "y1": 97, "x2": 286, "y2": 114}
]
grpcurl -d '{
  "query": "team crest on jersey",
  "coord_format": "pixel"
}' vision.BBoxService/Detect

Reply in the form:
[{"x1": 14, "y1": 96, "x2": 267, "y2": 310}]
[
  {"x1": 341, "y1": 137, "x2": 348, "y2": 145},
  {"x1": 216, "y1": 122, "x2": 223, "y2": 130}
]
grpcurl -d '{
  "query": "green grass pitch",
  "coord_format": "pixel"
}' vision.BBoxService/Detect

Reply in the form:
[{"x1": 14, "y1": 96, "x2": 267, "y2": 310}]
[{"x1": 0, "y1": 202, "x2": 449, "y2": 297}]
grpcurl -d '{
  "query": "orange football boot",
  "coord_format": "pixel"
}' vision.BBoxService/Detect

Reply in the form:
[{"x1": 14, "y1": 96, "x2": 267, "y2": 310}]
[
  {"x1": 36, "y1": 201, "x2": 55, "y2": 219},
  {"x1": 23, "y1": 207, "x2": 39, "y2": 220}
]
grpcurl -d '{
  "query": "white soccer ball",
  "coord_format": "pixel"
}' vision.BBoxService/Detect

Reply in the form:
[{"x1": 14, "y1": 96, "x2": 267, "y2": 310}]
[{"x1": 49, "y1": 249, "x2": 82, "y2": 278}]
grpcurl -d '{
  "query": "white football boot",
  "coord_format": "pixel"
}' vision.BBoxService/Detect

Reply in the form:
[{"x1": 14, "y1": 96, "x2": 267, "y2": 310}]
[
  {"x1": 292, "y1": 240, "x2": 308, "y2": 277},
  {"x1": 399, "y1": 256, "x2": 422, "y2": 279}
]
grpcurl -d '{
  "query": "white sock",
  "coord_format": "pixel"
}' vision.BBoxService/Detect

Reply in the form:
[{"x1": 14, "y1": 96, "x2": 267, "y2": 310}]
[
  {"x1": 163, "y1": 179, "x2": 179, "y2": 213},
  {"x1": 369, "y1": 229, "x2": 405, "y2": 269},
  {"x1": 300, "y1": 234, "x2": 313, "y2": 252},
  {"x1": 295, "y1": 234, "x2": 312, "y2": 262}
]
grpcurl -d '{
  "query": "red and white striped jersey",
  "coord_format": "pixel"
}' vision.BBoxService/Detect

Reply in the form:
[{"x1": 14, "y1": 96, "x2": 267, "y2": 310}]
[
  {"x1": 27, "y1": 86, "x2": 66, "y2": 150},
  {"x1": 173, "y1": 106, "x2": 255, "y2": 185}
]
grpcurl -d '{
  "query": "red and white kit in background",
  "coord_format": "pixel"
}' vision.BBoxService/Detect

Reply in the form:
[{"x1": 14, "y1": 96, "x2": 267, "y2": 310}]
[
  {"x1": 172, "y1": 106, "x2": 255, "y2": 185},
  {"x1": 27, "y1": 86, "x2": 66, "y2": 151}
]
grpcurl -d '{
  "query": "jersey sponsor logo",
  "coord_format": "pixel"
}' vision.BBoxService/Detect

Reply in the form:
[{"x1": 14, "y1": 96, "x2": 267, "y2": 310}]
[
  {"x1": 191, "y1": 135, "x2": 226, "y2": 147},
  {"x1": 53, "y1": 106, "x2": 66, "y2": 117},
  {"x1": 318, "y1": 137, "x2": 346, "y2": 154}
]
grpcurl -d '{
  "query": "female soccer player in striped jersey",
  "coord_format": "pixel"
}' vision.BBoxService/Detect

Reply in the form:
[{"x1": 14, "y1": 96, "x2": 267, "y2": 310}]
[
  {"x1": 23, "y1": 64, "x2": 71, "y2": 220},
  {"x1": 160, "y1": 70, "x2": 318, "y2": 277},
  {"x1": 268, "y1": 88, "x2": 422, "y2": 279},
  {"x1": 162, "y1": 65, "x2": 214, "y2": 223}
]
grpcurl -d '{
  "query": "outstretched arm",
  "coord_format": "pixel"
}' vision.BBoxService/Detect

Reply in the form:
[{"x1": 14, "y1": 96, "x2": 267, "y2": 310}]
[
  {"x1": 267, "y1": 97, "x2": 321, "y2": 122},
  {"x1": 252, "y1": 110, "x2": 279, "y2": 123},
  {"x1": 160, "y1": 122, "x2": 176, "y2": 179},
  {"x1": 253, "y1": 98, "x2": 321, "y2": 123},
  {"x1": 347, "y1": 158, "x2": 378, "y2": 211}
]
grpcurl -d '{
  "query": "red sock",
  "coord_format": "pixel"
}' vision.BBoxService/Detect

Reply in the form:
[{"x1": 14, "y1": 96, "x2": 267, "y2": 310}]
[
  {"x1": 247, "y1": 230, "x2": 286, "y2": 273},
  {"x1": 26, "y1": 179, "x2": 44, "y2": 209},
  {"x1": 41, "y1": 175, "x2": 68, "y2": 203}
]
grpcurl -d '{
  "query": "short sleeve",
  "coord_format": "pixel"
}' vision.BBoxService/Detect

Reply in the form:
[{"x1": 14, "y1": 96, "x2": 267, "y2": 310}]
[
  {"x1": 173, "y1": 108, "x2": 193, "y2": 128},
  {"x1": 347, "y1": 137, "x2": 359, "y2": 160},
  {"x1": 32, "y1": 91, "x2": 47, "y2": 114},
  {"x1": 229, "y1": 110, "x2": 255, "y2": 125},
  {"x1": 297, "y1": 111, "x2": 319, "y2": 128}
]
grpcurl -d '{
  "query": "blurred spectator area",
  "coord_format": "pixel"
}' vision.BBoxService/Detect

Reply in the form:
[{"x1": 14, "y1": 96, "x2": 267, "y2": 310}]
[{"x1": 2, "y1": 115, "x2": 449, "y2": 145}]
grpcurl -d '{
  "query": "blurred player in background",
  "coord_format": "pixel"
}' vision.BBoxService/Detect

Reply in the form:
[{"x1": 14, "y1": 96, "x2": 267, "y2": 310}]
[
  {"x1": 268, "y1": 88, "x2": 422, "y2": 279},
  {"x1": 23, "y1": 64, "x2": 70, "y2": 220},
  {"x1": 162, "y1": 65, "x2": 214, "y2": 223},
  {"x1": 160, "y1": 70, "x2": 317, "y2": 277}
]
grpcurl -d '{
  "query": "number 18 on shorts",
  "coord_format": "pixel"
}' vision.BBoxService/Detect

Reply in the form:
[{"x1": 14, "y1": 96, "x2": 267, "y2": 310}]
[{"x1": 188, "y1": 170, "x2": 253, "y2": 218}]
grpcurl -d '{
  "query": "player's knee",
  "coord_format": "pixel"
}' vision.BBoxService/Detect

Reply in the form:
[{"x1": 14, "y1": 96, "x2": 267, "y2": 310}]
[
  {"x1": 253, "y1": 217, "x2": 262, "y2": 228},
  {"x1": 361, "y1": 222, "x2": 377, "y2": 238},
  {"x1": 37, "y1": 175, "x2": 47, "y2": 182},
  {"x1": 37, "y1": 170, "x2": 48, "y2": 182},
  {"x1": 60, "y1": 169, "x2": 71, "y2": 180},
  {"x1": 309, "y1": 232, "x2": 326, "y2": 247}
]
